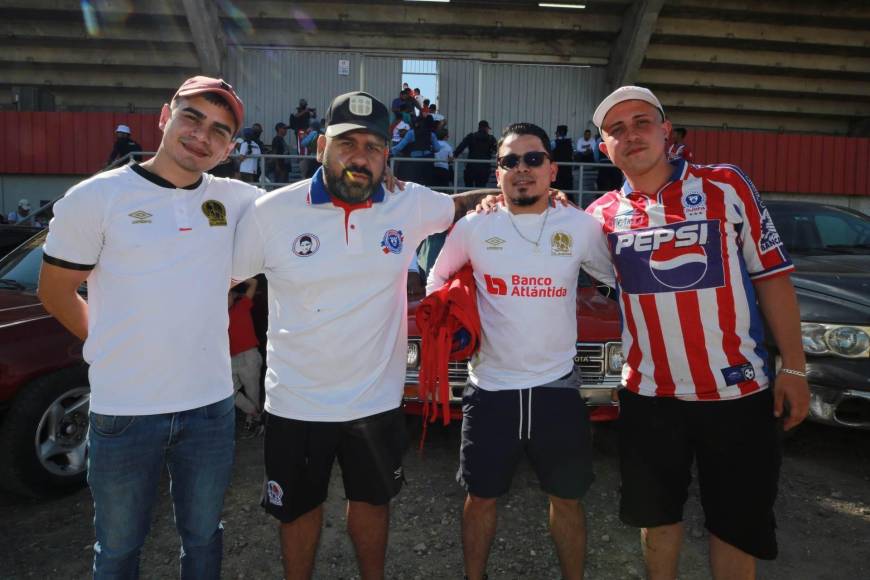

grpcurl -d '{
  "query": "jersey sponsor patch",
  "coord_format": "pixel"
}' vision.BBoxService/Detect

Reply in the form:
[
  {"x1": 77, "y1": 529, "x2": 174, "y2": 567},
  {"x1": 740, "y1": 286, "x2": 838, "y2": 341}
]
[
  {"x1": 612, "y1": 210, "x2": 645, "y2": 231},
  {"x1": 266, "y1": 480, "x2": 284, "y2": 506},
  {"x1": 292, "y1": 233, "x2": 320, "y2": 257},
  {"x1": 758, "y1": 206, "x2": 783, "y2": 254},
  {"x1": 609, "y1": 219, "x2": 725, "y2": 294},
  {"x1": 720, "y1": 362, "x2": 756, "y2": 386},
  {"x1": 381, "y1": 229, "x2": 404, "y2": 254}
]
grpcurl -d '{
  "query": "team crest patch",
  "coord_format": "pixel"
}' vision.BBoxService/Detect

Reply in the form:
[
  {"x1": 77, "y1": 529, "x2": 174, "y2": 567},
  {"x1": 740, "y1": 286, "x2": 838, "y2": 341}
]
[
  {"x1": 681, "y1": 187, "x2": 706, "y2": 217},
  {"x1": 381, "y1": 229, "x2": 404, "y2": 254},
  {"x1": 551, "y1": 231, "x2": 573, "y2": 256},
  {"x1": 266, "y1": 480, "x2": 284, "y2": 506},
  {"x1": 201, "y1": 200, "x2": 227, "y2": 226},
  {"x1": 292, "y1": 233, "x2": 320, "y2": 257},
  {"x1": 349, "y1": 95, "x2": 373, "y2": 116}
]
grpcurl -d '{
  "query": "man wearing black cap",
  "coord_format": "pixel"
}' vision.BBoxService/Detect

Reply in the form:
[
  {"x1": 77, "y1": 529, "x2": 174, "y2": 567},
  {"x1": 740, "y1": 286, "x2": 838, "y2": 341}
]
[
  {"x1": 454, "y1": 120, "x2": 498, "y2": 188},
  {"x1": 38, "y1": 76, "x2": 257, "y2": 579},
  {"x1": 233, "y1": 91, "x2": 490, "y2": 580}
]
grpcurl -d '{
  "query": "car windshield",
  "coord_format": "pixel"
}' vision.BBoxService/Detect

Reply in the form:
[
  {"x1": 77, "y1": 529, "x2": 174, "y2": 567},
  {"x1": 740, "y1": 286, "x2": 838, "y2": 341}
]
[
  {"x1": 0, "y1": 231, "x2": 47, "y2": 292},
  {"x1": 767, "y1": 204, "x2": 870, "y2": 255}
]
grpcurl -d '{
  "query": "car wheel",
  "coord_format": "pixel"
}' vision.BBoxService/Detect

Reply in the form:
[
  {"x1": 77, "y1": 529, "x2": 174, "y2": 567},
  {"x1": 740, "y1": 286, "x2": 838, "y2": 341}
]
[{"x1": 0, "y1": 366, "x2": 90, "y2": 497}]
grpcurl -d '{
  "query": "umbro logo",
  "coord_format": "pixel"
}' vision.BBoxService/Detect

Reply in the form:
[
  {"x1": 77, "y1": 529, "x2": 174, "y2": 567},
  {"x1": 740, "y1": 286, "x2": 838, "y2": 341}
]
[
  {"x1": 485, "y1": 236, "x2": 505, "y2": 250},
  {"x1": 129, "y1": 210, "x2": 152, "y2": 224}
]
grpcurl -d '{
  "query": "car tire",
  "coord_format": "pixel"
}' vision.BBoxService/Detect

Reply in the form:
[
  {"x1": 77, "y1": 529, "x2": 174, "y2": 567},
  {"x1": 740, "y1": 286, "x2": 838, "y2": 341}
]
[{"x1": 0, "y1": 366, "x2": 90, "y2": 498}]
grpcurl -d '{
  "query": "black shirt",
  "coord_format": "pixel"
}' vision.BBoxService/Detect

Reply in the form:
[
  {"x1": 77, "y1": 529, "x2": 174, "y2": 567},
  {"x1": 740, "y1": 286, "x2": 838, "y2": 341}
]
[{"x1": 107, "y1": 138, "x2": 142, "y2": 165}]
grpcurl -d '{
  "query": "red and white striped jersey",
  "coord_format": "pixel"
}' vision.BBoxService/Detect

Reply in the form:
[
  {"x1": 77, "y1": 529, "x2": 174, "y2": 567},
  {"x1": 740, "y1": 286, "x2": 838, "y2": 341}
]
[{"x1": 586, "y1": 159, "x2": 793, "y2": 400}]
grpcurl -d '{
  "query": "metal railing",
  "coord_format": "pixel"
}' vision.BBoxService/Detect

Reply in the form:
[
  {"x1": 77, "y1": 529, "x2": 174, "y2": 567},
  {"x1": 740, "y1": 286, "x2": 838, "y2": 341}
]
[{"x1": 13, "y1": 151, "x2": 623, "y2": 226}]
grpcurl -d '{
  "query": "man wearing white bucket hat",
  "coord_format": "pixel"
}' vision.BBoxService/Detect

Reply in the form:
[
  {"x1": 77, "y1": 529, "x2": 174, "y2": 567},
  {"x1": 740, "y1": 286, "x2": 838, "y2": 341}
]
[{"x1": 106, "y1": 123, "x2": 142, "y2": 167}]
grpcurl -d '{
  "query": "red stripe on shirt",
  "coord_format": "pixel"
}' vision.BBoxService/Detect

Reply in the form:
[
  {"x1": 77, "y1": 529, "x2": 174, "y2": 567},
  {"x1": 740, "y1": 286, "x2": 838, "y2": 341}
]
[
  {"x1": 706, "y1": 179, "x2": 760, "y2": 396},
  {"x1": 638, "y1": 294, "x2": 676, "y2": 396}
]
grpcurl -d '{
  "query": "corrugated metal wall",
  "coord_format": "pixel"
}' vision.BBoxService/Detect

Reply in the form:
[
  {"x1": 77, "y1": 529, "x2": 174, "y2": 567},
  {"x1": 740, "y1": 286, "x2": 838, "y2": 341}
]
[
  {"x1": 478, "y1": 63, "x2": 606, "y2": 139},
  {"x1": 1, "y1": 111, "x2": 868, "y2": 198},
  {"x1": 437, "y1": 59, "x2": 478, "y2": 144},
  {"x1": 225, "y1": 47, "x2": 361, "y2": 130},
  {"x1": 226, "y1": 48, "x2": 607, "y2": 146},
  {"x1": 225, "y1": 48, "x2": 402, "y2": 133}
]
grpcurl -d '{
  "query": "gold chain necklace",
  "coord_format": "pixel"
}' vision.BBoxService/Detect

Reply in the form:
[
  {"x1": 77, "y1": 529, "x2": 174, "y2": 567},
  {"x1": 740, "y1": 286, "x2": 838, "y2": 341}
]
[{"x1": 507, "y1": 206, "x2": 550, "y2": 252}]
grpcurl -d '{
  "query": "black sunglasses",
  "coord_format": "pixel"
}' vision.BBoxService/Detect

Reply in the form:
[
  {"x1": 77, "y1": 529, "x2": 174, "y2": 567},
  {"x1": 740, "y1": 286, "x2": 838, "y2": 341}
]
[{"x1": 496, "y1": 151, "x2": 550, "y2": 170}]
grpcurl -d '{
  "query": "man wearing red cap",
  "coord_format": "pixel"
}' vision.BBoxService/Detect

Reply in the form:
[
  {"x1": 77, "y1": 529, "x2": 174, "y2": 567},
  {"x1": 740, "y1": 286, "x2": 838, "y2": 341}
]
[
  {"x1": 586, "y1": 86, "x2": 809, "y2": 579},
  {"x1": 38, "y1": 76, "x2": 257, "y2": 579}
]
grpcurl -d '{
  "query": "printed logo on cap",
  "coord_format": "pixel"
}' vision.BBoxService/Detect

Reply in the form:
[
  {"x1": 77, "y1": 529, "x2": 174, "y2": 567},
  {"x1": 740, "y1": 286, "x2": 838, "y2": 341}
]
[{"x1": 349, "y1": 95, "x2": 373, "y2": 116}]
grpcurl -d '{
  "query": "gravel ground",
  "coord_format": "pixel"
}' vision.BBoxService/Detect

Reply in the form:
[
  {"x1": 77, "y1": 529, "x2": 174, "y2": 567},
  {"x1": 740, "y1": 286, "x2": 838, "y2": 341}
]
[{"x1": 1, "y1": 417, "x2": 869, "y2": 579}]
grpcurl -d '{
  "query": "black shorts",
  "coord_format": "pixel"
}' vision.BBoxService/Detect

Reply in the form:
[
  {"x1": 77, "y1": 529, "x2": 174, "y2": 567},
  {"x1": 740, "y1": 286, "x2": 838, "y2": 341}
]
[
  {"x1": 617, "y1": 388, "x2": 781, "y2": 560},
  {"x1": 458, "y1": 373, "x2": 595, "y2": 500},
  {"x1": 261, "y1": 407, "x2": 407, "y2": 523}
]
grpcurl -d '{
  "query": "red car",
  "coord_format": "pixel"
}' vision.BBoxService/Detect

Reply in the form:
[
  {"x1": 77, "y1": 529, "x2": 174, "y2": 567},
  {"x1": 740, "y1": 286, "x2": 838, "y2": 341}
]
[
  {"x1": 403, "y1": 275, "x2": 624, "y2": 423},
  {"x1": 0, "y1": 230, "x2": 89, "y2": 497}
]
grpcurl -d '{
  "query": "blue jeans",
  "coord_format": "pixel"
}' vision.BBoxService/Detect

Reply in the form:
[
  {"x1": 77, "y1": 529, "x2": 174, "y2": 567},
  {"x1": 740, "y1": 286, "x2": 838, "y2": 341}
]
[{"x1": 87, "y1": 395, "x2": 235, "y2": 580}]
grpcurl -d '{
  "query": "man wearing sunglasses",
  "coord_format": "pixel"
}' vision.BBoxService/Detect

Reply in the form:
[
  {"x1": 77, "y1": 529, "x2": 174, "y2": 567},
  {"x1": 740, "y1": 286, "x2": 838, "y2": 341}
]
[
  {"x1": 427, "y1": 123, "x2": 615, "y2": 580},
  {"x1": 586, "y1": 86, "x2": 809, "y2": 579}
]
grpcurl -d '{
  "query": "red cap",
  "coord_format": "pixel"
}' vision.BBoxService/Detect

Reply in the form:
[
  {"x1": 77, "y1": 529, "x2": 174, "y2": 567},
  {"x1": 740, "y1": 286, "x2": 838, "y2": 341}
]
[{"x1": 172, "y1": 76, "x2": 244, "y2": 132}]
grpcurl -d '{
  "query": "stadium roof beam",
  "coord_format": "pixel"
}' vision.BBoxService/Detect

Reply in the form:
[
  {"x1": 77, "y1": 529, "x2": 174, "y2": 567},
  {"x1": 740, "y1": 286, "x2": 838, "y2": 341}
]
[
  {"x1": 182, "y1": 0, "x2": 226, "y2": 77},
  {"x1": 606, "y1": 0, "x2": 664, "y2": 90}
]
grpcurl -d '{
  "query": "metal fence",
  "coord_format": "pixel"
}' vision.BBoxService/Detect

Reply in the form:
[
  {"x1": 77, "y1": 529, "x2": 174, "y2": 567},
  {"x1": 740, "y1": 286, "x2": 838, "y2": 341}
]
[{"x1": 15, "y1": 152, "x2": 622, "y2": 226}]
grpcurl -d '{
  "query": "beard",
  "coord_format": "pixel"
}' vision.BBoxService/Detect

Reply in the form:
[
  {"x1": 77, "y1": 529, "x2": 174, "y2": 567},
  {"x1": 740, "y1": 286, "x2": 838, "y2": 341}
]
[
  {"x1": 511, "y1": 194, "x2": 543, "y2": 207},
  {"x1": 322, "y1": 152, "x2": 384, "y2": 204},
  {"x1": 506, "y1": 183, "x2": 545, "y2": 207}
]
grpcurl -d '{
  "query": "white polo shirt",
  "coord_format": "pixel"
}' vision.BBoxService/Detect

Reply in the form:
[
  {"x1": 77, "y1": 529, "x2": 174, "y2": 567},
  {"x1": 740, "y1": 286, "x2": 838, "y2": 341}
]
[
  {"x1": 43, "y1": 164, "x2": 261, "y2": 415},
  {"x1": 232, "y1": 168, "x2": 455, "y2": 421},
  {"x1": 427, "y1": 204, "x2": 615, "y2": 391}
]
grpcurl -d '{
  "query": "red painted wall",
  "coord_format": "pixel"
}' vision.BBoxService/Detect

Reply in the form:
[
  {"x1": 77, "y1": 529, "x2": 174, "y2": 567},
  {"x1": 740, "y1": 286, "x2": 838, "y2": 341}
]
[
  {"x1": 0, "y1": 112, "x2": 868, "y2": 196},
  {"x1": 0, "y1": 111, "x2": 162, "y2": 176},
  {"x1": 686, "y1": 129, "x2": 869, "y2": 196}
]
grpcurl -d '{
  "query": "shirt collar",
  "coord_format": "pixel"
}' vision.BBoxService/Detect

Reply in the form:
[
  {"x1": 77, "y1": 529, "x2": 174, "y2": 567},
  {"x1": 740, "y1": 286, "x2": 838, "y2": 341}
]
[
  {"x1": 307, "y1": 166, "x2": 386, "y2": 205},
  {"x1": 620, "y1": 158, "x2": 686, "y2": 198}
]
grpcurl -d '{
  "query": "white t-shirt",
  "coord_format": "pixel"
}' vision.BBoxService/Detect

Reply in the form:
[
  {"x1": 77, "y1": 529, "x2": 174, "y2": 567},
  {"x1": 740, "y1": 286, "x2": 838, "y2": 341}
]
[
  {"x1": 576, "y1": 137, "x2": 595, "y2": 156},
  {"x1": 391, "y1": 121, "x2": 410, "y2": 144},
  {"x1": 434, "y1": 140, "x2": 454, "y2": 170},
  {"x1": 428, "y1": 204, "x2": 615, "y2": 391},
  {"x1": 43, "y1": 164, "x2": 261, "y2": 414},
  {"x1": 232, "y1": 168, "x2": 455, "y2": 421},
  {"x1": 238, "y1": 140, "x2": 261, "y2": 174}
]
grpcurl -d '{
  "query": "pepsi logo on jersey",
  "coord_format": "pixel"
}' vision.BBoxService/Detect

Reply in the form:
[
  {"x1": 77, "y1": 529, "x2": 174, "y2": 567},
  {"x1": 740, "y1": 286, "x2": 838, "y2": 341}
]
[{"x1": 609, "y1": 220, "x2": 726, "y2": 294}]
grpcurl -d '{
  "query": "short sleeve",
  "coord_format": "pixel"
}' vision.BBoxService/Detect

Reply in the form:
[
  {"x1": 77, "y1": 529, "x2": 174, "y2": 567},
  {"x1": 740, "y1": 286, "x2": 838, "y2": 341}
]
[
  {"x1": 576, "y1": 212, "x2": 616, "y2": 287},
  {"x1": 232, "y1": 201, "x2": 267, "y2": 281},
  {"x1": 42, "y1": 180, "x2": 106, "y2": 269},
  {"x1": 722, "y1": 166, "x2": 793, "y2": 281},
  {"x1": 426, "y1": 217, "x2": 471, "y2": 294},
  {"x1": 414, "y1": 184, "x2": 455, "y2": 235}
]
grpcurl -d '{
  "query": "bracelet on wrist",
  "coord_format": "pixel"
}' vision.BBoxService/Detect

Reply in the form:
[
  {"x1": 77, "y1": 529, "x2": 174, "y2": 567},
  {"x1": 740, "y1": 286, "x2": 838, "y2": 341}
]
[{"x1": 778, "y1": 368, "x2": 806, "y2": 378}]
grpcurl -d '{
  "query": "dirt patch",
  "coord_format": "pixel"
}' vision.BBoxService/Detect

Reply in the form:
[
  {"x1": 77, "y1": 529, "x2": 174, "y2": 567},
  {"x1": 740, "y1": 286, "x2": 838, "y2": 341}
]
[{"x1": 1, "y1": 420, "x2": 868, "y2": 579}]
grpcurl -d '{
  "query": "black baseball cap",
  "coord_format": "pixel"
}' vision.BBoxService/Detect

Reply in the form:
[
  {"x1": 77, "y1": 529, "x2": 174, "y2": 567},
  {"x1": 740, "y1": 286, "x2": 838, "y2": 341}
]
[{"x1": 325, "y1": 91, "x2": 390, "y2": 141}]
